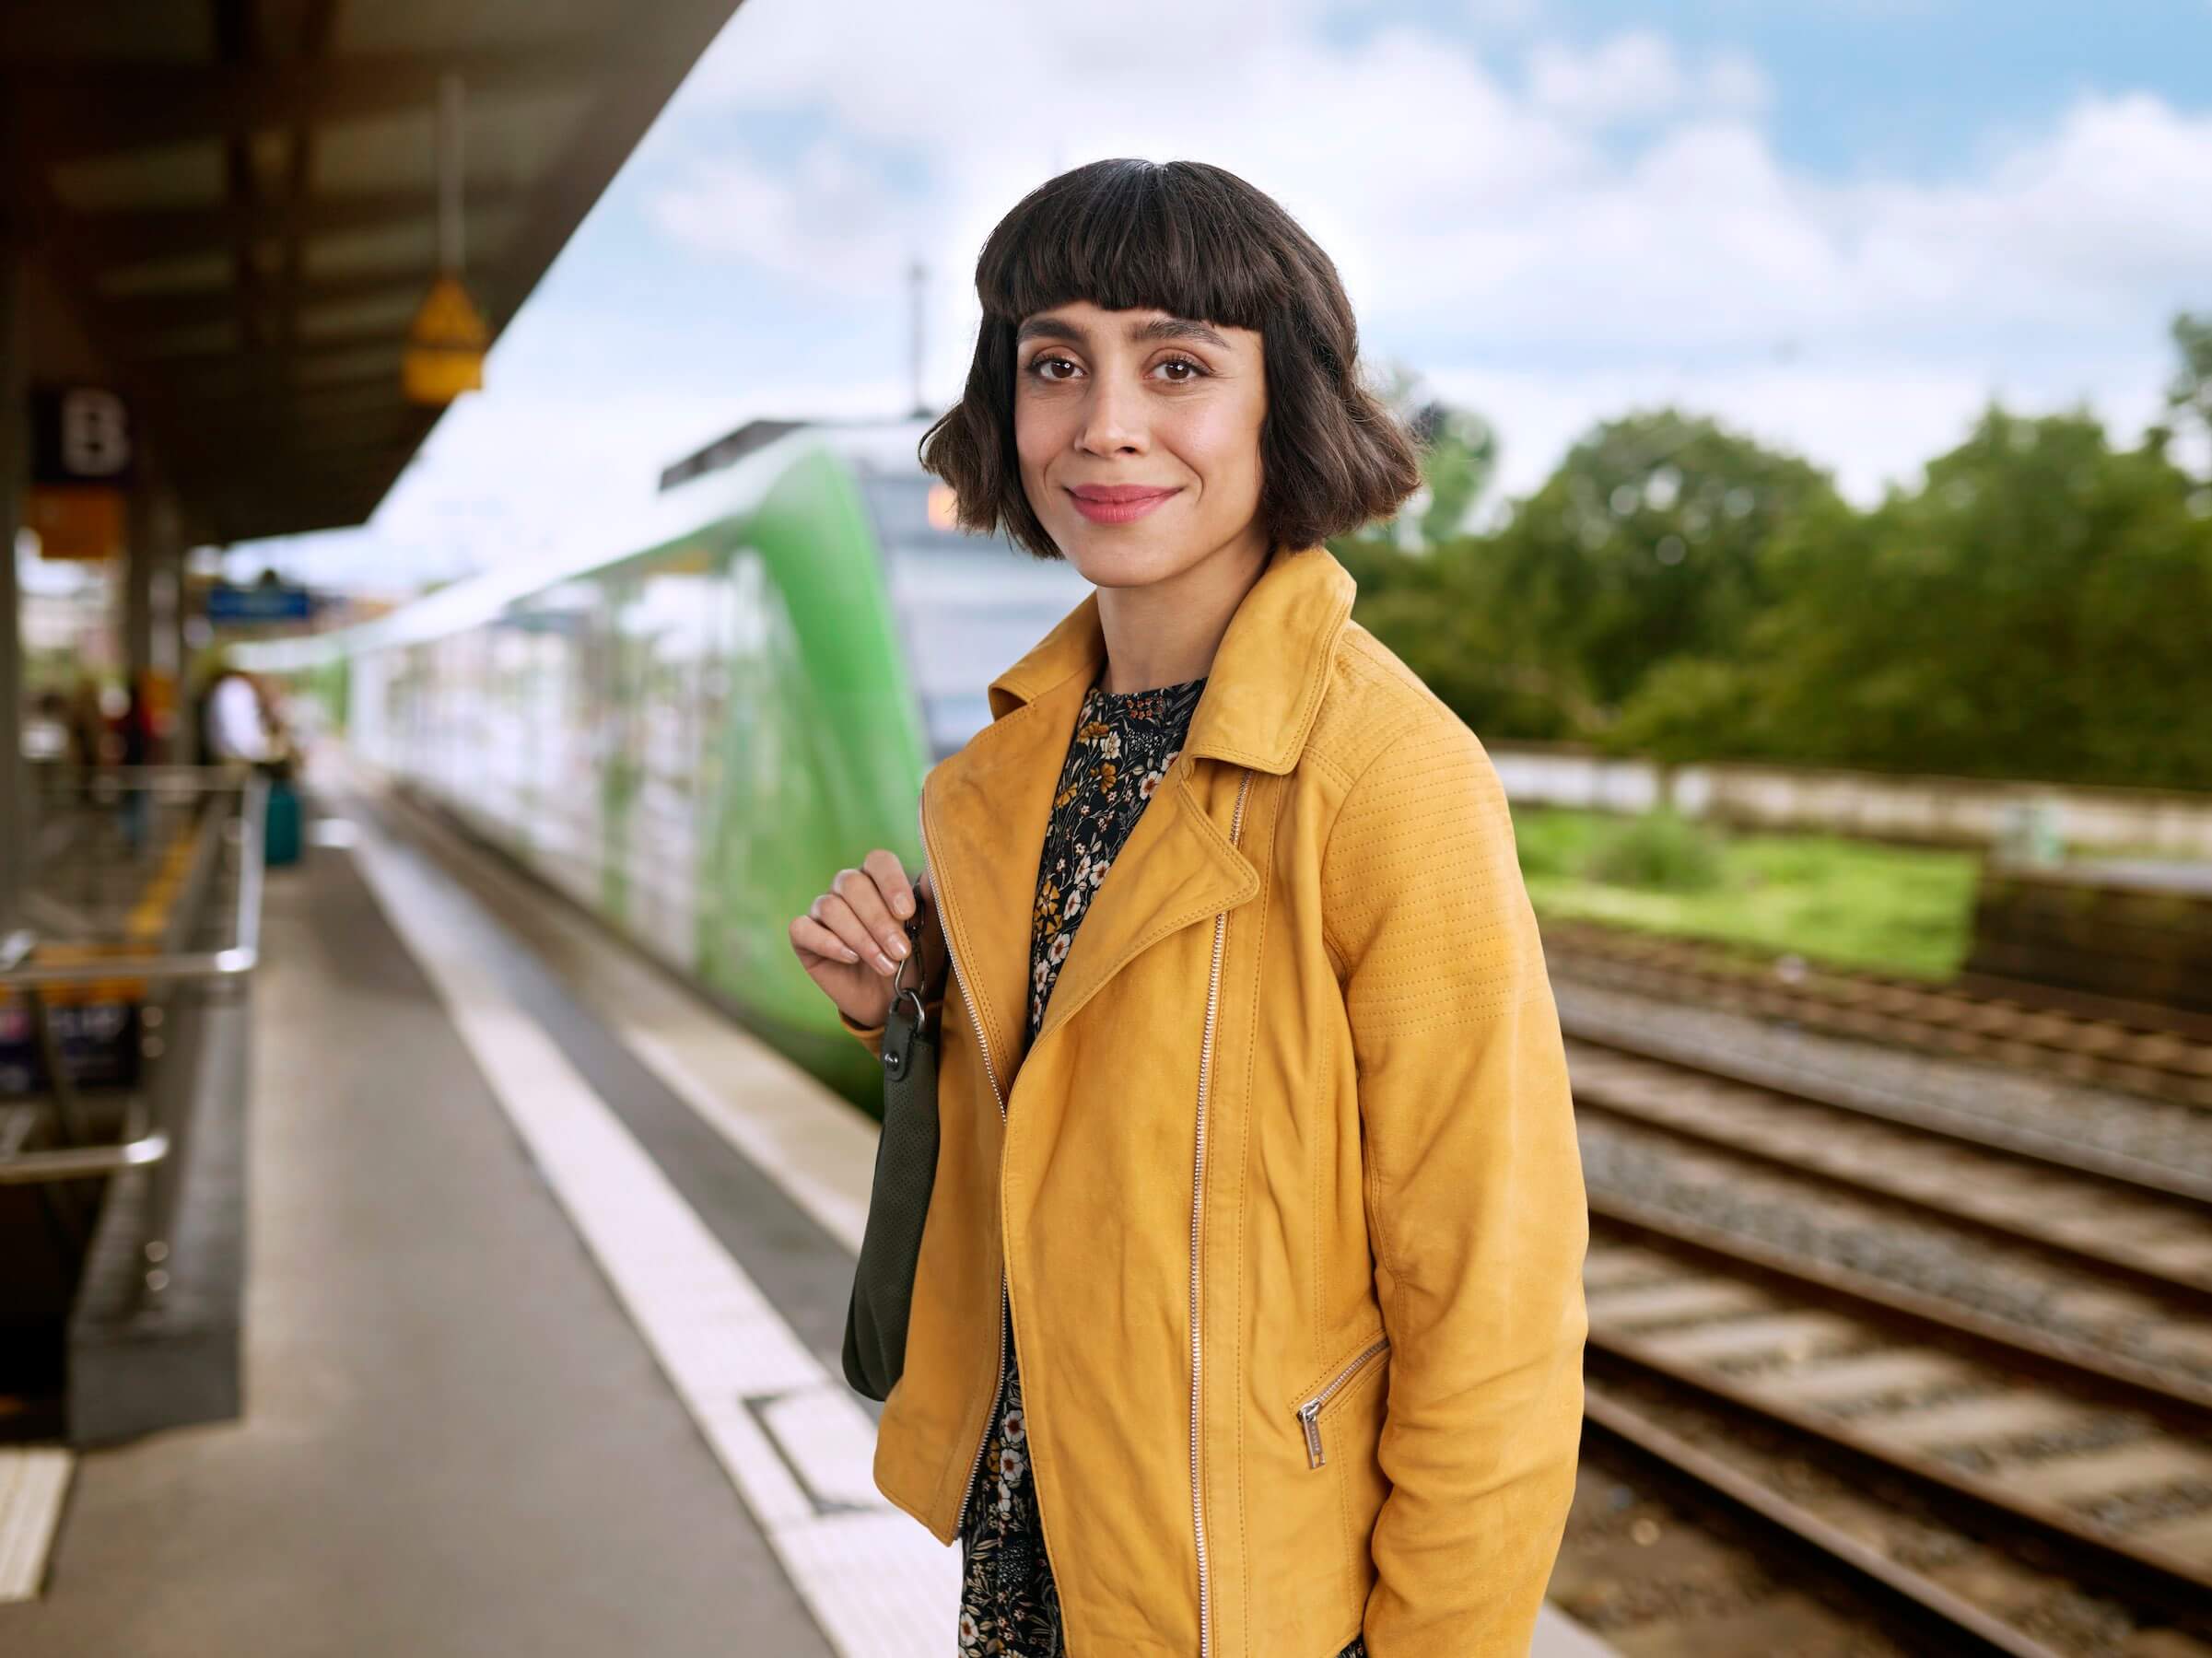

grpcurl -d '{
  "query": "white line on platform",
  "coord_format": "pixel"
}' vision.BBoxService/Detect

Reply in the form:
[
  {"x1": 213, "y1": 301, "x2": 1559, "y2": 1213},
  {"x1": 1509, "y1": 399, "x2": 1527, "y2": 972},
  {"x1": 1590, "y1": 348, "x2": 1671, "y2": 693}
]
[
  {"x1": 0, "y1": 1447, "x2": 73, "y2": 1604},
  {"x1": 348, "y1": 815, "x2": 954, "y2": 1658}
]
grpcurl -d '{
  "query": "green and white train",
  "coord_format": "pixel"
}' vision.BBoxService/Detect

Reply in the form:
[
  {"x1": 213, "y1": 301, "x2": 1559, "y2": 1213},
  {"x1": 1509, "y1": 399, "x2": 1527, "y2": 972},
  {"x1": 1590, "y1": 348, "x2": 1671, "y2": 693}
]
[{"x1": 239, "y1": 419, "x2": 1091, "y2": 1106}]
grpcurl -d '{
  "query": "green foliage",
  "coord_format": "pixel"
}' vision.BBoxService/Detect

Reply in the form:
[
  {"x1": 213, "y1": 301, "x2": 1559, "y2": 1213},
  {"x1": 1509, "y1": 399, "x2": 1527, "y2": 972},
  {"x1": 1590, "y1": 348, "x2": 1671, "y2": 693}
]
[
  {"x1": 2169, "y1": 310, "x2": 2212, "y2": 467},
  {"x1": 1361, "y1": 362, "x2": 1501, "y2": 549},
  {"x1": 1413, "y1": 410, "x2": 1839, "y2": 740},
  {"x1": 1668, "y1": 403, "x2": 2212, "y2": 788},
  {"x1": 1516, "y1": 808, "x2": 1983, "y2": 979},
  {"x1": 1509, "y1": 808, "x2": 1592, "y2": 880},
  {"x1": 1580, "y1": 807, "x2": 1727, "y2": 892},
  {"x1": 1410, "y1": 403, "x2": 1498, "y2": 545},
  {"x1": 1344, "y1": 319, "x2": 2212, "y2": 793}
]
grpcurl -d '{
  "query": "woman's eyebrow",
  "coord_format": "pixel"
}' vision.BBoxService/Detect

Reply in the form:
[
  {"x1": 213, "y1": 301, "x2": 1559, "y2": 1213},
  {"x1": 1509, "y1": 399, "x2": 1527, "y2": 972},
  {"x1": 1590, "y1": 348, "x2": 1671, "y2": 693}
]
[
  {"x1": 1013, "y1": 314, "x2": 1232, "y2": 350},
  {"x1": 1129, "y1": 317, "x2": 1230, "y2": 350},
  {"x1": 1015, "y1": 315, "x2": 1087, "y2": 345}
]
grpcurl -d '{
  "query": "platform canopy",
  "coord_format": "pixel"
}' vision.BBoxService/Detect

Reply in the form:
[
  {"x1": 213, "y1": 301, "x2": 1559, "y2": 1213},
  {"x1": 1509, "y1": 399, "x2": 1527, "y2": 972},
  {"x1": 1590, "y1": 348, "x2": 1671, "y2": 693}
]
[{"x1": 1, "y1": 0, "x2": 744, "y2": 546}]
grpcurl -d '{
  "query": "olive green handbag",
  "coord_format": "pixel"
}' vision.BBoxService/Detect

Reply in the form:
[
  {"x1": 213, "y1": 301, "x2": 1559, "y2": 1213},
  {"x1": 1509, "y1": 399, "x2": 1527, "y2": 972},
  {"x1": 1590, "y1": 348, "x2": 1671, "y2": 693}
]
[{"x1": 841, "y1": 903, "x2": 942, "y2": 1401}]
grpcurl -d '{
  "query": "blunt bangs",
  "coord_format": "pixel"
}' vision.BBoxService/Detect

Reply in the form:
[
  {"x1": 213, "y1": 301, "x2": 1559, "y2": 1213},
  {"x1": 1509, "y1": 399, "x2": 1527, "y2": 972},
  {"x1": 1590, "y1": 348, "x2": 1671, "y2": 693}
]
[{"x1": 975, "y1": 160, "x2": 1295, "y2": 345}]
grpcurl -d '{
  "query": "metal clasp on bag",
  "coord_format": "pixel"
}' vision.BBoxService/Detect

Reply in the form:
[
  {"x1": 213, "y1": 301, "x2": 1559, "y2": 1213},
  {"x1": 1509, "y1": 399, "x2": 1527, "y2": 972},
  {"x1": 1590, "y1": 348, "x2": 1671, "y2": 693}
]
[{"x1": 882, "y1": 911, "x2": 930, "y2": 1080}]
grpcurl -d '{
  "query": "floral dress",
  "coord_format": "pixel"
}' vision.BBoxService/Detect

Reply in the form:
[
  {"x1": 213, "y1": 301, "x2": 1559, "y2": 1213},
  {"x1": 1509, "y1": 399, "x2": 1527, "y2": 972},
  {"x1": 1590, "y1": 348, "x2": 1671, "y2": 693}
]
[{"x1": 955, "y1": 670, "x2": 1369, "y2": 1658}]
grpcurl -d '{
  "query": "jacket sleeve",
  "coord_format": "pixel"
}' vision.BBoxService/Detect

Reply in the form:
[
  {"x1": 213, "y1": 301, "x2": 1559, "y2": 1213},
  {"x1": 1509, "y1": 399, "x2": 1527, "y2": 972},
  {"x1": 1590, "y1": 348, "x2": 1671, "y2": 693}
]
[{"x1": 1322, "y1": 716, "x2": 1588, "y2": 1658}]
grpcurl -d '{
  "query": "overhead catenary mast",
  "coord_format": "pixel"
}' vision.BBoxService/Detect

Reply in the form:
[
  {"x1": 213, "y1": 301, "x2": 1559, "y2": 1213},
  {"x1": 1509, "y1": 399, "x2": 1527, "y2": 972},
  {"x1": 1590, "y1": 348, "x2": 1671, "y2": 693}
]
[{"x1": 908, "y1": 259, "x2": 928, "y2": 417}]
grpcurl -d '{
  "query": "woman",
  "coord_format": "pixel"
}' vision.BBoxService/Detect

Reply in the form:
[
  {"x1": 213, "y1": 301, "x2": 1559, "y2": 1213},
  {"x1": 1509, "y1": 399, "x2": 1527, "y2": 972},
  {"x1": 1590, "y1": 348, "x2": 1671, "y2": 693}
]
[{"x1": 791, "y1": 158, "x2": 1587, "y2": 1658}]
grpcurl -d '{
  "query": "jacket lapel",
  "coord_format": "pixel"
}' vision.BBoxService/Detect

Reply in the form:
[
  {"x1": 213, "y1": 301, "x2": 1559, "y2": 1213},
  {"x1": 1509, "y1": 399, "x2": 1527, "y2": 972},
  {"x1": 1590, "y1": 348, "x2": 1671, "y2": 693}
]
[
  {"x1": 919, "y1": 543, "x2": 1359, "y2": 1092},
  {"x1": 918, "y1": 660, "x2": 1089, "y2": 1094}
]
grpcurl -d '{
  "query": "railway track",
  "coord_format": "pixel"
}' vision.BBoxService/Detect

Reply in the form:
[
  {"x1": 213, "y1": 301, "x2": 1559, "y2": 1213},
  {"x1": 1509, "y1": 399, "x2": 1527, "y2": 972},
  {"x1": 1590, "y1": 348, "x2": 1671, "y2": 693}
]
[
  {"x1": 1542, "y1": 917, "x2": 2212, "y2": 1111},
  {"x1": 1557, "y1": 1430, "x2": 1926, "y2": 1657},
  {"x1": 1547, "y1": 963, "x2": 2212, "y2": 1654},
  {"x1": 1559, "y1": 1221, "x2": 2212, "y2": 1656},
  {"x1": 1563, "y1": 1038, "x2": 2212, "y2": 1310}
]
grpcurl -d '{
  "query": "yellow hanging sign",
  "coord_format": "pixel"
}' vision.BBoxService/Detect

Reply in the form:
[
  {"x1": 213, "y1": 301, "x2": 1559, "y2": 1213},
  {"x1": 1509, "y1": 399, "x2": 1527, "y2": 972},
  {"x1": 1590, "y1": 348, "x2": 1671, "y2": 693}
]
[
  {"x1": 402, "y1": 271, "x2": 489, "y2": 405},
  {"x1": 26, "y1": 484, "x2": 126, "y2": 560}
]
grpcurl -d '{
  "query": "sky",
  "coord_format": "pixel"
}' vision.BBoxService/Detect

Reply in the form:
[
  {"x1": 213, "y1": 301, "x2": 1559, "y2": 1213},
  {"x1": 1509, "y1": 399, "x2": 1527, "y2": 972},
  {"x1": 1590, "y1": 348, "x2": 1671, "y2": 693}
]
[{"x1": 235, "y1": 0, "x2": 2212, "y2": 594}]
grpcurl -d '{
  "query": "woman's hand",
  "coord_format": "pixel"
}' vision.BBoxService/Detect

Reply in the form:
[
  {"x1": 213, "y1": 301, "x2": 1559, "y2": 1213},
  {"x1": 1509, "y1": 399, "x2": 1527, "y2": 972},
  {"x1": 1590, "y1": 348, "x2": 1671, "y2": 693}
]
[{"x1": 790, "y1": 850, "x2": 948, "y2": 1030}]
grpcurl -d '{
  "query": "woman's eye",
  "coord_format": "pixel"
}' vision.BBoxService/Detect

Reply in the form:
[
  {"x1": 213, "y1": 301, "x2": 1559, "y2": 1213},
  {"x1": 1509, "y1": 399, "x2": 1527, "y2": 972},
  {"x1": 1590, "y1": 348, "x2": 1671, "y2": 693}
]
[
  {"x1": 1031, "y1": 356, "x2": 1079, "y2": 381},
  {"x1": 1154, "y1": 356, "x2": 1206, "y2": 382}
]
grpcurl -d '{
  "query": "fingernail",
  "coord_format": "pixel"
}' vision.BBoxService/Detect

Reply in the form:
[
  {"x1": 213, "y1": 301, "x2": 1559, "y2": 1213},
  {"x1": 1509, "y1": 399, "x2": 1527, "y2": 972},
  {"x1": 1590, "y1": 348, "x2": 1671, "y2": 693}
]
[
  {"x1": 888, "y1": 935, "x2": 908, "y2": 959},
  {"x1": 875, "y1": 952, "x2": 895, "y2": 974},
  {"x1": 893, "y1": 893, "x2": 913, "y2": 917}
]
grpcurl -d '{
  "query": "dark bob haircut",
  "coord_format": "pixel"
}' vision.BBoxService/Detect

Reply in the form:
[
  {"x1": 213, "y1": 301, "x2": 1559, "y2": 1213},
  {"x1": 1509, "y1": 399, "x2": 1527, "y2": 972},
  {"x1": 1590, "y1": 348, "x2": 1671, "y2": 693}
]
[{"x1": 920, "y1": 158, "x2": 1422, "y2": 562}]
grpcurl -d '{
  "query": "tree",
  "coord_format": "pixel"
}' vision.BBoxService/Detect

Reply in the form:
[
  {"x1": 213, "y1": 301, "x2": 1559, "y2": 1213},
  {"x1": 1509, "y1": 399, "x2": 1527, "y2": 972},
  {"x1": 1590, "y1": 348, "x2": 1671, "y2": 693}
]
[
  {"x1": 1453, "y1": 409, "x2": 1837, "y2": 733},
  {"x1": 1408, "y1": 402, "x2": 1498, "y2": 546},
  {"x1": 1362, "y1": 360, "x2": 1499, "y2": 550},
  {"x1": 1331, "y1": 327, "x2": 2212, "y2": 792},
  {"x1": 2166, "y1": 310, "x2": 2212, "y2": 479},
  {"x1": 1618, "y1": 403, "x2": 2212, "y2": 788}
]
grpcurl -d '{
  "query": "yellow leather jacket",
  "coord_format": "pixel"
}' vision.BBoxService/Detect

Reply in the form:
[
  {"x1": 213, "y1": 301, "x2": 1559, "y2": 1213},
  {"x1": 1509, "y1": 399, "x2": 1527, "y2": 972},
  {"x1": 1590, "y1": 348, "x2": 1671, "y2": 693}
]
[{"x1": 840, "y1": 543, "x2": 1588, "y2": 1656}]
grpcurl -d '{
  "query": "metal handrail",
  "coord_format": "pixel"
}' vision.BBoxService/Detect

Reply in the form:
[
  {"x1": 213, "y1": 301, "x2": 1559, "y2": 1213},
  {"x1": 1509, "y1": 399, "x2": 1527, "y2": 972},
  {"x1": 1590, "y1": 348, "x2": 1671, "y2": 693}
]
[
  {"x1": 0, "y1": 774, "x2": 269, "y2": 1186},
  {"x1": 0, "y1": 773, "x2": 269, "y2": 992},
  {"x1": 24, "y1": 763, "x2": 260, "y2": 785},
  {"x1": 0, "y1": 1133, "x2": 171, "y2": 1185}
]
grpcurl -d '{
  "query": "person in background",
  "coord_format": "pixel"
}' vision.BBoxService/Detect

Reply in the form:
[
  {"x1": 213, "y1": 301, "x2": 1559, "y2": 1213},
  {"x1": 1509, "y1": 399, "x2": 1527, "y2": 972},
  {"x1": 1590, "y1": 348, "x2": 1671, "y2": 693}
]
[
  {"x1": 28, "y1": 688, "x2": 71, "y2": 763},
  {"x1": 64, "y1": 673, "x2": 107, "y2": 802},
  {"x1": 252, "y1": 672, "x2": 301, "y2": 774},
  {"x1": 197, "y1": 659, "x2": 305, "y2": 867},
  {"x1": 115, "y1": 671, "x2": 156, "y2": 856},
  {"x1": 198, "y1": 657, "x2": 273, "y2": 767}
]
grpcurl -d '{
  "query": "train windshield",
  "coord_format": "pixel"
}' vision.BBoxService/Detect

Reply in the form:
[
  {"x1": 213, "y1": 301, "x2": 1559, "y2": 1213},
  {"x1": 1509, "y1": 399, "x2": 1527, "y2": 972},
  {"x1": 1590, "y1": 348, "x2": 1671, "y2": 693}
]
[{"x1": 860, "y1": 470, "x2": 1094, "y2": 761}]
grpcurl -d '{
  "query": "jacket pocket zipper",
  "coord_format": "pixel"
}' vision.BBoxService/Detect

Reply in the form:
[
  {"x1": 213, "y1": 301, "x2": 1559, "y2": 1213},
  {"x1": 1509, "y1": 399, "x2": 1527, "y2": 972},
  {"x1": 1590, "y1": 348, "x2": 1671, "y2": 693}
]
[{"x1": 1293, "y1": 1335, "x2": 1390, "y2": 1469}]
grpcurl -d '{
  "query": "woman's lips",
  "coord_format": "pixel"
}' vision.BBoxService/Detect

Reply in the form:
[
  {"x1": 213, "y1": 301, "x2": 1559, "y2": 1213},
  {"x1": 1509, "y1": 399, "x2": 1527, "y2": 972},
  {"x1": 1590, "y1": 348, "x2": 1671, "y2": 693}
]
[{"x1": 1067, "y1": 485, "x2": 1180, "y2": 524}]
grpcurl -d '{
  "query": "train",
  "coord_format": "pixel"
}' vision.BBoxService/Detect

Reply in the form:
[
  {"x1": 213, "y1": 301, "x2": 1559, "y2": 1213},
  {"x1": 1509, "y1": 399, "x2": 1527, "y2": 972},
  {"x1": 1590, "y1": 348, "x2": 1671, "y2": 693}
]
[{"x1": 235, "y1": 417, "x2": 1093, "y2": 1106}]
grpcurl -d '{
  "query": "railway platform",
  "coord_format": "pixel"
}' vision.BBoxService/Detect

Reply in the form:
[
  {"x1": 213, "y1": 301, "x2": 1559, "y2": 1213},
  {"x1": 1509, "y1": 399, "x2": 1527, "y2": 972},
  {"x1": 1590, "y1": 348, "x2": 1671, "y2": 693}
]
[{"x1": 0, "y1": 758, "x2": 1615, "y2": 1658}]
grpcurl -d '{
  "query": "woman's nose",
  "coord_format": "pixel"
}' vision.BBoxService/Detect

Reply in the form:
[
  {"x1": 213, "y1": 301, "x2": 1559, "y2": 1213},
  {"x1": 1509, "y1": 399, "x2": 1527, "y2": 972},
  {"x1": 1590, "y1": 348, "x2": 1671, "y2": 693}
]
[{"x1": 1077, "y1": 375, "x2": 1146, "y2": 454}]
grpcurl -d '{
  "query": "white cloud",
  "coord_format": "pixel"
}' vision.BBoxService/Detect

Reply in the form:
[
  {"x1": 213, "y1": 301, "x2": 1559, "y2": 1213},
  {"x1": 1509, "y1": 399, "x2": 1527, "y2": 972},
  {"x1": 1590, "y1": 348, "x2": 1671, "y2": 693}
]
[
  {"x1": 1526, "y1": 31, "x2": 1770, "y2": 126},
  {"x1": 1467, "y1": 0, "x2": 1542, "y2": 33},
  {"x1": 260, "y1": 4, "x2": 2212, "y2": 582},
  {"x1": 648, "y1": 139, "x2": 921, "y2": 295},
  {"x1": 658, "y1": 4, "x2": 2212, "y2": 383},
  {"x1": 659, "y1": 10, "x2": 2205, "y2": 521}
]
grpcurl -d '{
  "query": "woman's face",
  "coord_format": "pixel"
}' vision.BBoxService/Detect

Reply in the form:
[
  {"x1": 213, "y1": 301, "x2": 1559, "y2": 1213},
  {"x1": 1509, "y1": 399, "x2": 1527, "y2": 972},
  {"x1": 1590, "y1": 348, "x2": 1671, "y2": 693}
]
[{"x1": 1012, "y1": 299, "x2": 1269, "y2": 584}]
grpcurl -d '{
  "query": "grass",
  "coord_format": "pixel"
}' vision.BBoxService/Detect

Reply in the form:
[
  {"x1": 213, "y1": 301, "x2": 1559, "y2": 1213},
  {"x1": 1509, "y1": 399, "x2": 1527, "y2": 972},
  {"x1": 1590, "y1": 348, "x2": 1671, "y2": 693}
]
[{"x1": 1513, "y1": 806, "x2": 1984, "y2": 981}]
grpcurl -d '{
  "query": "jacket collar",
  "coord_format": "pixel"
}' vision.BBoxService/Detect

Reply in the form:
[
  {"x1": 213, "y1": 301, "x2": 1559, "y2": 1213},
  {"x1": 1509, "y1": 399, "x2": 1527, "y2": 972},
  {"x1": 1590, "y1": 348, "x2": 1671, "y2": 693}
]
[
  {"x1": 919, "y1": 543, "x2": 1358, "y2": 1099},
  {"x1": 980, "y1": 540, "x2": 1358, "y2": 774}
]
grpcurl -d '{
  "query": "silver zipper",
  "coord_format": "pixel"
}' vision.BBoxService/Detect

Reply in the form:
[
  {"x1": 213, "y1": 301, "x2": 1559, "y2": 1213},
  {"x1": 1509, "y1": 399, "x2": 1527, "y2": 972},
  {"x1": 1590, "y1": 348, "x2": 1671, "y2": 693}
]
[
  {"x1": 922, "y1": 815, "x2": 1012, "y2": 1545},
  {"x1": 954, "y1": 1281, "x2": 1010, "y2": 1542},
  {"x1": 1293, "y1": 1336, "x2": 1390, "y2": 1469},
  {"x1": 1192, "y1": 767, "x2": 1254, "y2": 1658}
]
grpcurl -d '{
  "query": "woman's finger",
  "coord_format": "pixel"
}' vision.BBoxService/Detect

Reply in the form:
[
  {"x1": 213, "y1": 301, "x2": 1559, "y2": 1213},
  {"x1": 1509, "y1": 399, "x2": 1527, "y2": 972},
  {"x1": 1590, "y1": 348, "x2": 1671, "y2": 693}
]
[
  {"x1": 862, "y1": 847, "x2": 917, "y2": 926},
  {"x1": 831, "y1": 864, "x2": 910, "y2": 975},
  {"x1": 790, "y1": 913, "x2": 860, "y2": 967},
  {"x1": 808, "y1": 887, "x2": 889, "y2": 974}
]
